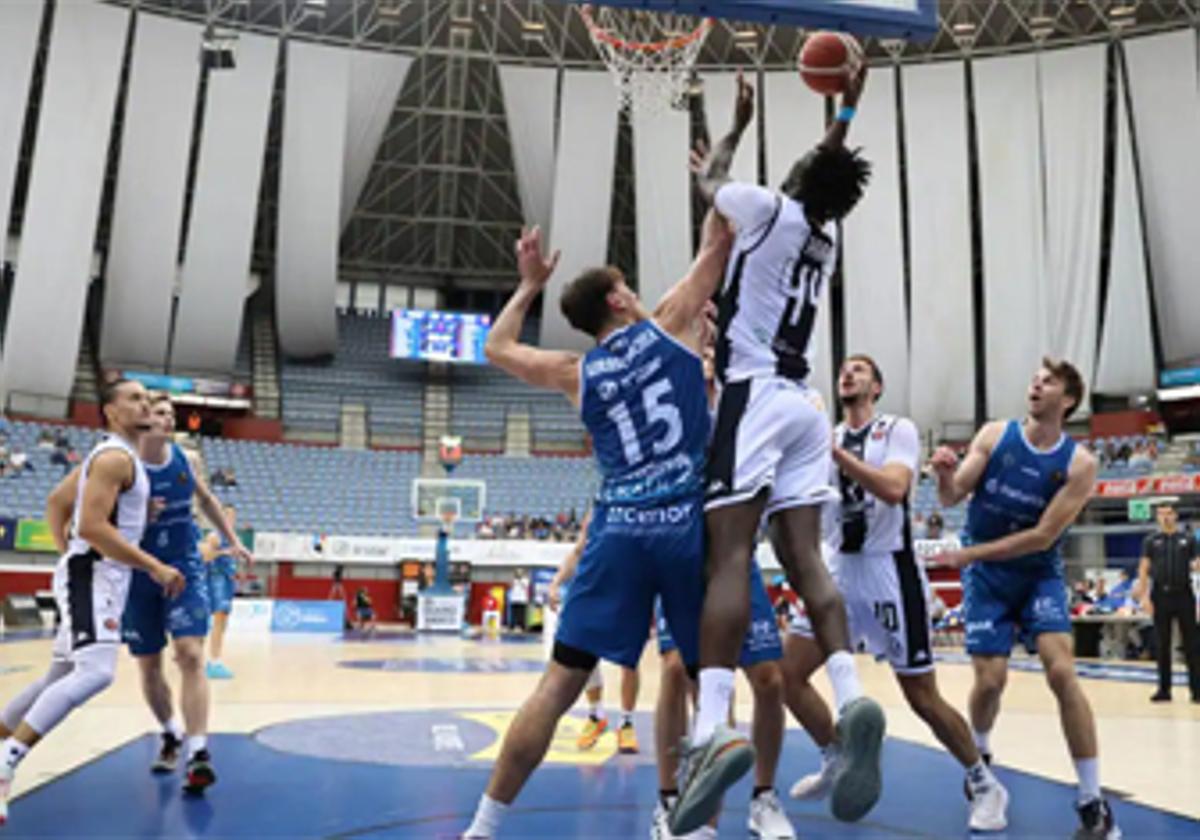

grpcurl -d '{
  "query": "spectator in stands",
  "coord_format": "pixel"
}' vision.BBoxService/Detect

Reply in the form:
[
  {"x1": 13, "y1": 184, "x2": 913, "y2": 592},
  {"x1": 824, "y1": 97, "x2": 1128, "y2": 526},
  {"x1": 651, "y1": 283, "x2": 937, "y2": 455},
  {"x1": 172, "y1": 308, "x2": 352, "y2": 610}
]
[
  {"x1": 53, "y1": 429, "x2": 69, "y2": 451},
  {"x1": 1129, "y1": 443, "x2": 1154, "y2": 472},
  {"x1": 925, "y1": 511, "x2": 945, "y2": 540},
  {"x1": 508, "y1": 569, "x2": 530, "y2": 631},
  {"x1": 36, "y1": 429, "x2": 54, "y2": 450},
  {"x1": 7, "y1": 446, "x2": 30, "y2": 475},
  {"x1": 50, "y1": 445, "x2": 74, "y2": 475}
]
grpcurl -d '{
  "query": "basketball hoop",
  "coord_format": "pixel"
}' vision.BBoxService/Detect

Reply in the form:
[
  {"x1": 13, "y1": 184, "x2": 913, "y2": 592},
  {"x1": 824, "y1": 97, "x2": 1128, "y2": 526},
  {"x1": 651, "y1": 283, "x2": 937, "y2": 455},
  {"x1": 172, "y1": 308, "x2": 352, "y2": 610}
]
[{"x1": 577, "y1": 4, "x2": 713, "y2": 114}]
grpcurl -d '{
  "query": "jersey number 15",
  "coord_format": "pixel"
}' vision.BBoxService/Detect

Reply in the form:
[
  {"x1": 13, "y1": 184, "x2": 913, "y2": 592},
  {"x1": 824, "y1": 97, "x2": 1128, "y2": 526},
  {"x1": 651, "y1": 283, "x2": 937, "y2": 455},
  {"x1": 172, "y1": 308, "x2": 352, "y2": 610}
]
[{"x1": 606, "y1": 378, "x2": 683, "y2": 467}]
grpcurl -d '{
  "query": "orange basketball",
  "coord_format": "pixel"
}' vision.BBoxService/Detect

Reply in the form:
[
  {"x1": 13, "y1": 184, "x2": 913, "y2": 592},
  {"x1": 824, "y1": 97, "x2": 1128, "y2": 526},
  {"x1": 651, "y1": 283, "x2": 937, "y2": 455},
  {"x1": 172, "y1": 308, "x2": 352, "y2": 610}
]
[{"x1": 798, "y1": 31, "x2": 863, "y2": 96}]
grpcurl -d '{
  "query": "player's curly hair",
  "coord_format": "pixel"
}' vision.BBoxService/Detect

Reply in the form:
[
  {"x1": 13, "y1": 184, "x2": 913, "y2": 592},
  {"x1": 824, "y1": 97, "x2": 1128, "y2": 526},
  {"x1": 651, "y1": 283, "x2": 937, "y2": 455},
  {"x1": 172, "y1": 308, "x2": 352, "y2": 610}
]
[{"x1": 782, "y1": 144, "x2": 872, "y2": 223}]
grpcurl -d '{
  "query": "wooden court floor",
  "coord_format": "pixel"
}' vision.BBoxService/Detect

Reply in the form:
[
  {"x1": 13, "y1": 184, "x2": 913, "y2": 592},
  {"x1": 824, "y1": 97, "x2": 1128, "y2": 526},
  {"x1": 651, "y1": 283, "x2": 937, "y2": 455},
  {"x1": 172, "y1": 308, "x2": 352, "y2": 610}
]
[{"x1": 1, "y1": 631, "x2": 1198, "y2": 835}]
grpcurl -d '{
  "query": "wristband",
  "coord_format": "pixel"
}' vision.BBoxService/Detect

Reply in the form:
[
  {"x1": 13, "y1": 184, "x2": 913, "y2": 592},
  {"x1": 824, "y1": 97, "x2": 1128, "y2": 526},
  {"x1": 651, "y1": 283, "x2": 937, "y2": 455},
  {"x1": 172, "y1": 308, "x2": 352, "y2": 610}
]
[{"x1": 836, "y1": 105, "x2": 856, "y2": 123}]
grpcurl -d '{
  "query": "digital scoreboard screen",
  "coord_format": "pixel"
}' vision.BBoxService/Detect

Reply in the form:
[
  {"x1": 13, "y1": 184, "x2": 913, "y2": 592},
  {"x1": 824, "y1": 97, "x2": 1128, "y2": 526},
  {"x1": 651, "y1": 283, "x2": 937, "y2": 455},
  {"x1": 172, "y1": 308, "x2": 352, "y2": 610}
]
[{"x1": 389, "y1": 310, "x2": 491, "y2": 364}]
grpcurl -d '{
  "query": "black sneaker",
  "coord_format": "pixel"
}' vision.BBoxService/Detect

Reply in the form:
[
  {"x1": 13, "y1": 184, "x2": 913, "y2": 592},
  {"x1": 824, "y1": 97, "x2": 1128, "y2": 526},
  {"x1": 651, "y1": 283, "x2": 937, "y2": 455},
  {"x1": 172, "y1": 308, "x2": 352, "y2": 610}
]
[
  {"x1": 963, "y1": 751, "x2": 992, "y2": 801},
  {"x1": 183, "y1": 749, "x2": 216, "y2": 795},
  {"x1": 1149, "y1": 690, "x2": 1172, "y2": 703},
  {"x1": 1075, "y1": 797, "x2": 1121, "y2": 839},
  {"x1": 151, "y1": 733, "x2": 182, "y2": 774}
]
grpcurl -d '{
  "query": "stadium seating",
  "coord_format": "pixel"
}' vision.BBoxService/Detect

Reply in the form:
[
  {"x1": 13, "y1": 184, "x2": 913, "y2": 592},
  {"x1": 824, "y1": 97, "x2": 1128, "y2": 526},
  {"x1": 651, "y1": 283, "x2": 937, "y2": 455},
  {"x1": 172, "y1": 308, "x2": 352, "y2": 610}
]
[{"x1": 279, "y1": 313, "x2": 425, "y2": 440}]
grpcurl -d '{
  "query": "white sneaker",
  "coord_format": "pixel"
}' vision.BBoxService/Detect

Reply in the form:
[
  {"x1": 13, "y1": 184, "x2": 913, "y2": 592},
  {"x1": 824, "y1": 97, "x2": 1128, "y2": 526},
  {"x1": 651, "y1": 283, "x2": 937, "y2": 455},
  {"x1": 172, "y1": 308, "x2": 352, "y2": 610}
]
[
  {"x1": 0, "y1": 764, "x2": 12, "y2": 826},
  {"x1": 748, "y1": 789, "x2": 797, "y2": 839},
  {"x1": 968, "y1": 777, "x2": 1009, "y2": 832},
  {"x1": 789, "y1": 750, "x2": 840, "y2": 801},
  {"x1": 652, "y1": 799, "x2": 718, "y2": 840}
]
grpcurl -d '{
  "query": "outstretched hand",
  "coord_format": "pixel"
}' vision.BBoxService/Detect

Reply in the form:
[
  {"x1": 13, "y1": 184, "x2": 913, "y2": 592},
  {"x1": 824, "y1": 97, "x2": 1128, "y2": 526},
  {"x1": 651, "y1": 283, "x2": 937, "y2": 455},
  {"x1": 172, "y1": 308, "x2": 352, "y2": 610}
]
[
  {"x1": 514, "y1": 226, "x2": 561, "y2": 290},
  {"x1": 732, "y1": 68, "x2": 754, "y2": 131},
  {"x1": 842, "y1": 61, "x2": 868, "y2": 108}
]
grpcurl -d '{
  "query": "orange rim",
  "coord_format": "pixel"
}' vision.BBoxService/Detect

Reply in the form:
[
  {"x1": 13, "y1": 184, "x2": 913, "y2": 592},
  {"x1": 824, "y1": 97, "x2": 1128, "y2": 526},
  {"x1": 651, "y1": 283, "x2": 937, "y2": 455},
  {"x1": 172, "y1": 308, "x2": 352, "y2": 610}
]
[{"x1": 579, "y1": 4, "x2": 713, "y2": 54}]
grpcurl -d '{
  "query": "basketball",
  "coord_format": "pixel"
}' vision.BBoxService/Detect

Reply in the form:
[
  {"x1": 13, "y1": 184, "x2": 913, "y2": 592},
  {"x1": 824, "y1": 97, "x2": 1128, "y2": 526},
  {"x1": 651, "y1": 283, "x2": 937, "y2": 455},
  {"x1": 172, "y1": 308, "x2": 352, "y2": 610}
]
[{"x1": 798, "y1": 31, "x2": 863, "y2": 96}]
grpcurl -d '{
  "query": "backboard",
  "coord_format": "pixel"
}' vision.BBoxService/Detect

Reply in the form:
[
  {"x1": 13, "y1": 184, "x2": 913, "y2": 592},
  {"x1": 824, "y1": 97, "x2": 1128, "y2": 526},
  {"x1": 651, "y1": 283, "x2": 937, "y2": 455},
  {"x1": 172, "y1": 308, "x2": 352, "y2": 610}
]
[
  {"x1": 567, "y1": 1, "x2": 938, "y2": 39},
  {"x1": 412, "y1": 478, "x2": 486, "y2": 524}
]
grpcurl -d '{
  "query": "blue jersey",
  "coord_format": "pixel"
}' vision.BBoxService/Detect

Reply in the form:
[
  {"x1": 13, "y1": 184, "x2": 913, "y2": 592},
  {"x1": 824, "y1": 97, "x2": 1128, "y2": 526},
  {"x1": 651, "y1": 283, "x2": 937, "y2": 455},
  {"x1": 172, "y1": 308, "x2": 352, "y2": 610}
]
[
  {"x1": 140, "y1": 443, "x2": 200, "y2": 561},
  {"x1": 580, "y1": 320, "x2": 710, "y2": 508},
  {"x1": 963, "y1": 420, "x2": 1076, "y2": 574},
  {"x1": 210, "y1": 533, "x2": 237, "y2": 579}
]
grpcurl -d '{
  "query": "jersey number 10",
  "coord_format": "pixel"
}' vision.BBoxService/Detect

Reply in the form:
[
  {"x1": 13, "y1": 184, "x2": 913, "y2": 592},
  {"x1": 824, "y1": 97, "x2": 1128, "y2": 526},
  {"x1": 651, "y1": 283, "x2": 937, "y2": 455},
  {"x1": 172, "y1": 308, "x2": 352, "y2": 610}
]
[{"x1": 606, "y1": 378, "x2": 683, "y2": 467}]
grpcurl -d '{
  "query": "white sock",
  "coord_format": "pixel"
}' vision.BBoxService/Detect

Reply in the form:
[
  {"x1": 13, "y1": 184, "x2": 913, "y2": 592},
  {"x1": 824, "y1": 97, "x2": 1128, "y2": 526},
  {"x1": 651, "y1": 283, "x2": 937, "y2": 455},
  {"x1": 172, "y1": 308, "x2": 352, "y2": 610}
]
[
  {"x1": 819, "y1": 742, "x2": 839, "y2": 769},
  {"x1": 693, "y1": 668, "x2": 735, "y2": 744},
  {"x1": 825, "y1": 652, "x2": 863, "y2": 711},
  {"x1": 2, "y1": 738, "x2": 29, "y2": 771},
  {"x1": 589, "y1": 702, "x2": 605, "y2": 721},
  {"x1": 1075, "y1": 757, "x2": 1101, "y2": 803},
  {"x1": 186, "y1": 735, "x2": 207, "y2": 759},
  {"x1": 164, "y1": 719, "x2": 184, "y2": 741},
  {"x1": 465, "y1": 793, "x2": 508, "y2": 838},
  {"x1": 621, "y1": 711, "x2": 634, "y2": 728},
  {"x1": 973, "y1": 728, "x2": 991, "y2": 756},
  {"x1": 966, "y1": 758, "x2": 994, "y2": 794}
]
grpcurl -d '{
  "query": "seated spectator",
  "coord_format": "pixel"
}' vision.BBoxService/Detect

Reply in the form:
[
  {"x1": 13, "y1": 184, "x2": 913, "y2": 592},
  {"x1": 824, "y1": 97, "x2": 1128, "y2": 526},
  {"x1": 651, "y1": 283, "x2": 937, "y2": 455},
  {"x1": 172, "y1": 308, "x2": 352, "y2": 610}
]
[
  {"x1": 1128, "y1": 444, "x2": 1154, "y2": 472},
  {"x1": 224, "y1": 467, "x2": 237, "y2": 487},
  {"x1": 50, "y1": 446, "x2": 75, "y2": 474},
  {"x1": 53, "y1": 429, "x2": 69, "y2": 451},
  {"x1": 8, "y1": 447, "x2": 30, "y2": 473},
  {"x1": 36, "y1": 430, "x2": 55, "y2": 449},
  {"x1": 925, "y1": 511, "x2": 945, "y2": 540}
]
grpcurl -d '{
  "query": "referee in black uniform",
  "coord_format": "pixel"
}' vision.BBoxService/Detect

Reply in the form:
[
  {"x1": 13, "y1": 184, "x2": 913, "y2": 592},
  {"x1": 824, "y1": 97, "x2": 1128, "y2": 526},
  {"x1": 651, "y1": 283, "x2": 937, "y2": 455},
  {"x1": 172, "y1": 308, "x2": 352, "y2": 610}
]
[{"x1": 1135, "y1": 504, "x2": 1200, "y2": 703}]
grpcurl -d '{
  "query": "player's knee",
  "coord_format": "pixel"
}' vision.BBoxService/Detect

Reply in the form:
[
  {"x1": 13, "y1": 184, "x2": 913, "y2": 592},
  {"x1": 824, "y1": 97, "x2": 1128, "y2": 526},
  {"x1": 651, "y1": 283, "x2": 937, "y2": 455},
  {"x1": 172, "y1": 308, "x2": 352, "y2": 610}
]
[
  {"x1": 1044, "y1": 660, "x2": 1078, "y2": 697},
  {"x1": 805, "y1": 584, "x2": 844, "y2": 622},
  {"x1": 661, "y1": 651, "x2": 689, "y2": 686},
  {"x1": 747, "y1": 662, "x2": 783, "y2": 702},
  {"x1": 175, "y1": 645, "x2": 204, "y2": 674}
]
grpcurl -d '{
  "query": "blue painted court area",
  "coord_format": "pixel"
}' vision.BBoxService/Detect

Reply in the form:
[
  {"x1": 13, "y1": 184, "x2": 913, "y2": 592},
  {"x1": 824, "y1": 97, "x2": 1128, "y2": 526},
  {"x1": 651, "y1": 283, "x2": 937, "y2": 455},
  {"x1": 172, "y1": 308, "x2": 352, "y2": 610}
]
[{"x1": 7, "y1": 709, "x2": 1199, "y2": 838}]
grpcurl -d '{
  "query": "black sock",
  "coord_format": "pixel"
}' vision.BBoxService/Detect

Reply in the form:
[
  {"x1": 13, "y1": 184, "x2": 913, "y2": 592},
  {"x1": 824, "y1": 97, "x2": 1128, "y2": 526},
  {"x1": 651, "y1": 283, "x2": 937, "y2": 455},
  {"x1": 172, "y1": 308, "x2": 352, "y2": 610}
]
[{"x1": 752, "y1": 785, "x2": 773, "y2": 800}]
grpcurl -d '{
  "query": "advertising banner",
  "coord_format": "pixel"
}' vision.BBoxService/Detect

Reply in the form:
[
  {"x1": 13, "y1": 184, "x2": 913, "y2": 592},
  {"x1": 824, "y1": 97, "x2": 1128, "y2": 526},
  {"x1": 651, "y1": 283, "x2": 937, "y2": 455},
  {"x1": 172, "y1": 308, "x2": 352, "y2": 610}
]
[
  {"x1": 15, "y1": 520, "x2": 58, "y2": 553},
  {"x1": 270, "y1": 600, "x2": 344, "y2": 633}
]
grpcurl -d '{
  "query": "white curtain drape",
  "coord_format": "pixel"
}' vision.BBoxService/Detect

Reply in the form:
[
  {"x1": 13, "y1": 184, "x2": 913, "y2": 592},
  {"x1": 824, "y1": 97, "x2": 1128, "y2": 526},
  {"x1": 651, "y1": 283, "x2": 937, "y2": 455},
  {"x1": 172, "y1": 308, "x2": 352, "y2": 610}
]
[
  {"x1": 169, "y1": 33, "x2": 277, "y2": 373},
  {"x1": 275, "y1": 41, "x2": 351, "y2": 359},
  {"x1": 1, "y1": 1, "x2": 128, "y2": 413},
  {"x1": 1123, "y1": 30, "x2": 1200, "y2": 365},
  {"x1": 341, "y1": 51, "x2": 411, "y2": 230},
  {"x1": 539, "y1": 72, "x2": 619, "y2": 352},
  {"x1": 903, "y1": 61, "x2": 974, "y2": 433},
  {"x1": 974, "y1": 53, "x2": 1044, "y2": 420},
  {"x1": 1039, "y1": 44, "x2": 1106, "y2": 415},
  {"x1": 632, "y1": 102, "x2": 691, "y2": 307},
  {"x1": 1095, "y1": 64, "x2": 1156, "y2": 394},
  {"x1": 0, "y1": 0, "x2": 44, "y2": 275},
  {"x1": 100, "y1": 14, "x2": 202, "y2": 369},
  {"x1": 841, "y1": 66, "x2": 909, "y2": 416},
  {"x1": 498, "y1": 65, "x2": 559, "y2": 239}
]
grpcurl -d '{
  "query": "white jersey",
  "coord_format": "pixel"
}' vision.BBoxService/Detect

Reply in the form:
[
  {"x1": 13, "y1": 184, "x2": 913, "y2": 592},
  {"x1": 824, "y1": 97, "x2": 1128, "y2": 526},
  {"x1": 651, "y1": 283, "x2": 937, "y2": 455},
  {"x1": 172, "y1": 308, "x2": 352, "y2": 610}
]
[
  {"x1": 823, "y1": 414, "x2": 920, "y2": 556},
  {"x1": 712, "y1": 182, "x2": 838, "y2": 385},
  {"x1": 66, "y1": 434, "x2": 150, "y2": 560}
]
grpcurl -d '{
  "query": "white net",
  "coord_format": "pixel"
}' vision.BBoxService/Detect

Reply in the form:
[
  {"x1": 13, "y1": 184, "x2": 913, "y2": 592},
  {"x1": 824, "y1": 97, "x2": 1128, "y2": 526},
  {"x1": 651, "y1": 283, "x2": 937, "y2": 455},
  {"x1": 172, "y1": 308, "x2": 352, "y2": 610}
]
[{"x1": 578, "y1": 4, "x2": 713, "y2": 114}]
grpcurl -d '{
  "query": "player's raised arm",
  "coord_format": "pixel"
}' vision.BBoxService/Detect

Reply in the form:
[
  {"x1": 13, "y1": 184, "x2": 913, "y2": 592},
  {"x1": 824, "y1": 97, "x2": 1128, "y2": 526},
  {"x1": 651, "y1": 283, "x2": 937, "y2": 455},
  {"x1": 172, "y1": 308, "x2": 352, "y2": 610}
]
[
  {"x1": 819, "y1": 62, "x2": 868, "y2": 151},
  {"x1": 484, "y1": 226, "x2": 582, "y2": 405},
  {"x1": 692, "y1": 69, "x2": 755, "y2": 204},
  {"x1": 936, "y1": 447, "x2": 1098, "y2": 568},
  {"x1": 930, "y1": 421, "x2": 1004, "y2": 508},
  {"x1": 652, "y1": 209, "x2": 733, "y2": 343}
]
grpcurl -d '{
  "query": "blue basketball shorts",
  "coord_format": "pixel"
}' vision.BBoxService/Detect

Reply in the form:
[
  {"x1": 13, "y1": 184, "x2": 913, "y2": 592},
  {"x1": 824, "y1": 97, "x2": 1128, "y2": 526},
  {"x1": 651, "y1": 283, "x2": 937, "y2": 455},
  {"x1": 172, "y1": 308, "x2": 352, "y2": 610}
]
[
  {"x1": 122, "y1": 553, "x2": 211, "y2": 656},
  {"x1": 556, "y1": 498, "x2": 705, "y2": 669},
  {"x1": 208, "y1": 571, "x2": 236, "y2": 615},
  {"x1": 657, "y1": 559, "x2": 782, "y2": 667},
  {"x1": 962, "y1": 562, "x2": 1071, "y2": 656}
]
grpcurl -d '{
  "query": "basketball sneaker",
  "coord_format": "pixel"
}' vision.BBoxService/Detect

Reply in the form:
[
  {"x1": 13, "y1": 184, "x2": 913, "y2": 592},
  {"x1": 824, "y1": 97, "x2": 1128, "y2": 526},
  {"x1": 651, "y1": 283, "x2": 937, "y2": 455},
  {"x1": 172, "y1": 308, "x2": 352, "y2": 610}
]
[
  {"x1": 183, "y1": 749, "x2": 216, "y2": 795},
  {"x1": 747, "y1": 789, "x2": 796, "y2": 839},
  {"x1": 668, "y1": 724, "x2": 755, "y2": 835},
  {"x1": 0, "y1": 763, "x2": 11, "y2": 826},
  {"x1": 1076, "y1": 797, "x2": 1121, "y2": 839},
  {"x1": 829, "y1": 696, "x2": 886, "y2": 823},
  {"x1": 967, "y1": 776, "x2": 1009, "y2": 832},
  {"x1": 577, "y1": 715, "x2": 608, "y2": 750},
  {"x1": 152, "y1": 732, "x2": 182, "y2": 774},
  {"x1": 651, "y1": 798, "x2": 717, "y2": 840},
  {"x1": 206, "y1": 662, "x2": 233, "y2": 680},
  {"x1": 617, "y1": 722, "x2": 639, "y2": 754},
  {"x1": 789, "y1": 746, "x2": 841, "y2": 801}
]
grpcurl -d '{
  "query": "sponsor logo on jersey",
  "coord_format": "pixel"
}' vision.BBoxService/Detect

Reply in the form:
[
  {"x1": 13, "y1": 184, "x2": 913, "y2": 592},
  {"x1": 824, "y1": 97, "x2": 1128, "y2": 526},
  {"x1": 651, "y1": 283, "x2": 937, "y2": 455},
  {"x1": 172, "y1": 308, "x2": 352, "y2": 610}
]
[{"x1": 597, "y1": 379, "x2": 618, "y2": 401}]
